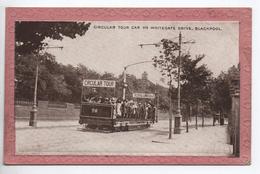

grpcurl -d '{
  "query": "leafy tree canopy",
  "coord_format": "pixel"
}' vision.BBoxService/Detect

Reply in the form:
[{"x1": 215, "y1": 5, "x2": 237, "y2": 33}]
[
  {"x1": 210, "y1": 65, "x2": 239, "y2": 114},
  {"x1": 15, "y1": 21, "x2": 91, "y2": 55},
  {"x1": 180, "y1": 54, "x2": 213, "y2": 104},
  {"x1": 152, "y1": 38, "x2": 213, "y2": 104},
  {"x1": 15, "y1": 53, "x2": 169, "y2": 106}
]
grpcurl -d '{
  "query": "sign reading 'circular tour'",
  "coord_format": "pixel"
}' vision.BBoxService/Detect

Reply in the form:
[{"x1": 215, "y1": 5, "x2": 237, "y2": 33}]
[{"x1": 82, "y1": 79, "x2": 116, "y2": 88}]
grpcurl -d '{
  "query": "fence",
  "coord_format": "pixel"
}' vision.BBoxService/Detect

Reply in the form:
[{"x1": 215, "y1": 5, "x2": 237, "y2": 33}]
[
  {"x1": 15, "y1": 99, "x2": 34, "y2": 106},
  {"x1": 15, "y1": 100, "x2": 80, "y2": 120}
]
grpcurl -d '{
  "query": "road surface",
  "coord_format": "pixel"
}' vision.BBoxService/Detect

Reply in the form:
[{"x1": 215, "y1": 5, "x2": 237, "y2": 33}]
[{"x1": 16, "y1": 117, "x2": 233, "y2": 156}]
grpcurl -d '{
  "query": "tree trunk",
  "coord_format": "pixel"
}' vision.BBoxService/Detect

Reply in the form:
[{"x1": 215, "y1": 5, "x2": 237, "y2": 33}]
[
  {"x1": 195, "y1": 103, "x2": 198, "y2": 130},
  {"x1": 202, "y1": 112, "x2": 204, "y2": 127}
]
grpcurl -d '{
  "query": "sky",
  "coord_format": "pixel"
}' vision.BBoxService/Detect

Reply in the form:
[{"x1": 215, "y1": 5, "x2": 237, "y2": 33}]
[{"x1": 45, "y1": 21, "x2": 239, "y2": 87}]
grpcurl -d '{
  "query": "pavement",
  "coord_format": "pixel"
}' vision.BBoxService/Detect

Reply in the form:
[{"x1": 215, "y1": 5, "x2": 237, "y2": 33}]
[{"x1": 15, "y1": 117, "x2": 233, "y2": 156}]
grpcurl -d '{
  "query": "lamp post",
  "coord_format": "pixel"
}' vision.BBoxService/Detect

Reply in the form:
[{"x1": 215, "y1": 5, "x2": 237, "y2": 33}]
[
  {"x1": 29, "y1": 57, "x2": 39, "y2": 127},
  {"x1": 29, "y1": 46, "x2": 63, "y2": 127}
]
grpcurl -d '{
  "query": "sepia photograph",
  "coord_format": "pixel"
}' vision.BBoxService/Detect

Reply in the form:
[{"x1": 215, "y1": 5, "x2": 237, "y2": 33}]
[{"x1": 14, "y1": 20, "x2": 241, "y2": 157}]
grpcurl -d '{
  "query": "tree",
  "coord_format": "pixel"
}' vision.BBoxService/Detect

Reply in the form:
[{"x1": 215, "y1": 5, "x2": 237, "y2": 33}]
[
  {"x1": 152, "y1": 39, "x2": 179, "y2": 85},
  {"x1": 15, "y1": 53, "x2": 169, "y2": 105},
  {"x1": 152, "y1": 38, "x2": 213, "y2": 119},
  {"x1": 15, "y1": 21, "x2": 91, "y2": 55},
  {"x1": 62, "y1": 64, "x2": 103, "y2": 103},
  {"x1": 180, "y1": 54, "x2": 213, "y2": 104},
  {"x1": 152, "y1": 38, "x2": 181, "y2": 114},
  {"x1": 15, "y1": 21, "x2": 91, "y2": 102},
  {"x1": 15, "y1": 53, "x2": 71, "y2": 101},
  {"x1": 210, "y1": 65, "x2": 239, "y2": 114},
  {"x1": 152, "y1": 39, "x2": 212, "y2": 101},
  {"x1": 15, "y1": 54, "x2": 37, "y2": 100}
]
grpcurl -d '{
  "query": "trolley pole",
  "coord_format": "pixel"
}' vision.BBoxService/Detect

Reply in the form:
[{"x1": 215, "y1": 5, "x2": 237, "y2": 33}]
[{"x1": 122, "y1": 61, "x2": 153, "y2": 101}]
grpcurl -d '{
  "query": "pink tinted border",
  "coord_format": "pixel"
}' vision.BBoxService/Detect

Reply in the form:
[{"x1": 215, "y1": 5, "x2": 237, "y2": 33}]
[{"x1": 4, "y1": 8, "x2": 251, "y2": 165}]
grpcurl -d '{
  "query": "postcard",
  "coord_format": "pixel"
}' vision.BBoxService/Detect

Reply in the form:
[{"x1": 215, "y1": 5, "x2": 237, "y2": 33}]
[{"x1": 4, "y1": 8, "x2": 251, "y2": 164}]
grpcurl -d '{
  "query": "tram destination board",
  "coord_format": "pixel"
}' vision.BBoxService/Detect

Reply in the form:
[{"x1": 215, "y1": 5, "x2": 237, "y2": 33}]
[
  {"x1": 133, "y1": 93, "x2": 155, "y2": 99},
  {"x1": 83, "y1": 79, "x2": 116, "y2": 88}
]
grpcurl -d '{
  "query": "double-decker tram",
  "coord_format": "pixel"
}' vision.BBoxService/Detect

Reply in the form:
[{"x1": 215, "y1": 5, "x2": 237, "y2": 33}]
[{"x1": 79, "y1": 79, "x2": 156, "y2": 132}]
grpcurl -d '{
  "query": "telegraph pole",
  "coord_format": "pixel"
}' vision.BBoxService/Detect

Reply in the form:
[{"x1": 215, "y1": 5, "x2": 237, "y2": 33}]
[
  {"x1": 139, "y1": 33, "x2": 195, "y2": 138},
  {"x1": 174, "y1": 32, "x2": 182, "y2": 134}
]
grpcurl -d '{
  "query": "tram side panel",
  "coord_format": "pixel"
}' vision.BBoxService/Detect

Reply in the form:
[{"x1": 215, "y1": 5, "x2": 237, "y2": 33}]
[
  {"x1": 79, "y1": 103, "x2": 114, "y2": 128},
  {"x1": 79, "y1": 102, "x2": 154, "y2": 131}
]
